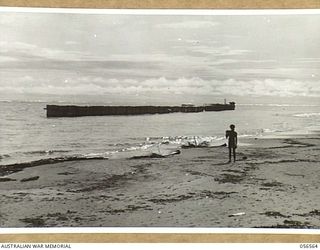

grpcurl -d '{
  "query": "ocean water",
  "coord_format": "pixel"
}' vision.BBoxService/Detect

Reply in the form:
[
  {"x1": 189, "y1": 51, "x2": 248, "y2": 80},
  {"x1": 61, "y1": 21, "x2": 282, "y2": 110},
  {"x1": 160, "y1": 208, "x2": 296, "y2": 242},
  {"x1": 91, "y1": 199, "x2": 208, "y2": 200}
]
[{"x1": 1, "y1": 101, "x2": 320, "y2": 166}]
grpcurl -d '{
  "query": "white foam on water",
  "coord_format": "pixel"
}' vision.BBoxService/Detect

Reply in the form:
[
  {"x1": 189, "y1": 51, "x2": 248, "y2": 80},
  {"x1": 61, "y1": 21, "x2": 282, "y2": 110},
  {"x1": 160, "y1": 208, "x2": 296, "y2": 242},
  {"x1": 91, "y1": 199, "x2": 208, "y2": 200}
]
[{"x1": 294, "y1": 112, "x2": 320, "y2": 117}]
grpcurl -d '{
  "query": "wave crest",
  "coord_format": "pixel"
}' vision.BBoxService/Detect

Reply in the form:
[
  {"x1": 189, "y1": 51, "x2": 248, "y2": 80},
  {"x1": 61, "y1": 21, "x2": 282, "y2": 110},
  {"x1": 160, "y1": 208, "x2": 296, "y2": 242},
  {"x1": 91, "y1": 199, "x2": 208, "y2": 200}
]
[{"x1": 294, "y1": 113, "x2": 320, "y2": 118}]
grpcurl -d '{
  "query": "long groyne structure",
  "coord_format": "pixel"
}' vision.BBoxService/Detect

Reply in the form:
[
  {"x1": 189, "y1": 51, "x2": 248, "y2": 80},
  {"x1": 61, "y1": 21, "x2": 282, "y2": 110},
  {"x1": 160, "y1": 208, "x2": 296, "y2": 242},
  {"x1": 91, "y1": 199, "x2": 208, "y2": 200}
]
[{"x1": 46, "y1": 102, "x2": 235, "y2": 117}]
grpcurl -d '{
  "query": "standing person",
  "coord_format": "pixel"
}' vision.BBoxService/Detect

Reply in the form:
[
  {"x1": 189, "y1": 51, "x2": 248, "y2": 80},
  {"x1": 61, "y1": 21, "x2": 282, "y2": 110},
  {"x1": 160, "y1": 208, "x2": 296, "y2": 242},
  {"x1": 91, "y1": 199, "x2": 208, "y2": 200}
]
[{"x1": 226, "y1": 124, "x2": 237, "y2": 162}]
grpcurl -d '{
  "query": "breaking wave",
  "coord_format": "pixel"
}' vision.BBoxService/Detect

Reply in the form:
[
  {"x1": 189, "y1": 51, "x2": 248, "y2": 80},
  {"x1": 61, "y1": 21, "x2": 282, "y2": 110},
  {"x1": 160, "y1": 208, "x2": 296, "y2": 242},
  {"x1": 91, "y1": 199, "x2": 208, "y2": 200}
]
[
  {"x1": 0, "y1": 148, "x2": 183, "y2": 174},
  {"x1": 25, "y1": 150, "x2": 71, "y2": 155},
  {"x1": 1, "y1": 129, "x2": 282, "y2": 169},
  {"x1": 294, "y1": 112, "x2": 320, "y2": 118},
  {"x1": 0, "y1": 154, "x2": 10, "y2": 160},
  {"x1": 0, "y1": 136, "x2": 228, "y2": 169}
]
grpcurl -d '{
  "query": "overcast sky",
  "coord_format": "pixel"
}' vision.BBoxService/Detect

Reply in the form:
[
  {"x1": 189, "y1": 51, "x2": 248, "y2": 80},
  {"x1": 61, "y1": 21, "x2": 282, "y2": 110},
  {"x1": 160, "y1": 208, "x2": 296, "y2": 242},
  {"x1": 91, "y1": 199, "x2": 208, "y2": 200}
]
[{"x1": 0, "y1": 11, "x2": 319, "y2": 104}]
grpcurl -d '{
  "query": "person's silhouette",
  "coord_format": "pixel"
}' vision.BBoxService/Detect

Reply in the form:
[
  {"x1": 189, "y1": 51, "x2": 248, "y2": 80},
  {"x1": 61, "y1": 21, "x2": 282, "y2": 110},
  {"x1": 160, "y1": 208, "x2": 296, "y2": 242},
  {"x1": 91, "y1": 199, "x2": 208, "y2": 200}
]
[{"x1": 226, "y1": 124, "x2": 237, "y2": 162}]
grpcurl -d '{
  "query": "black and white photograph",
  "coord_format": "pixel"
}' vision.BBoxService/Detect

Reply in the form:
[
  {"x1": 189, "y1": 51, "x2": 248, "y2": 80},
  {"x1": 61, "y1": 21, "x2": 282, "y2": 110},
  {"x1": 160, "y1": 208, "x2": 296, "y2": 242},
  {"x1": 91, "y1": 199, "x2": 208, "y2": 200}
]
[{"x1": 0, "y1": 8, "x2": 319, "y2": 229}]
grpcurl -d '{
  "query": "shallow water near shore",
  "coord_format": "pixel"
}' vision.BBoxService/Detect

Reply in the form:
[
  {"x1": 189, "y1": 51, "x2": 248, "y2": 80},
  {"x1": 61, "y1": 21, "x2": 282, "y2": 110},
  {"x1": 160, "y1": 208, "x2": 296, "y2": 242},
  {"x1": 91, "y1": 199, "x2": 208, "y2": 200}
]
[{"x1": 1, "y1": 101, "x2": 320, "y2": 165}]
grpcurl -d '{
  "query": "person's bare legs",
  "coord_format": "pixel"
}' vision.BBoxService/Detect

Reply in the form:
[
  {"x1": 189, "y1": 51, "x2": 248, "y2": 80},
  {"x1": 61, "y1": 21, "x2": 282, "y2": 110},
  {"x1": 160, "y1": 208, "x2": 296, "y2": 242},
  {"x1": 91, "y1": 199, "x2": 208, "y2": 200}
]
[
  {"x1": 233, "y1": 148, "x2": 236, "y2": 162},
  {"x1": 228, "y1": 147, "x2": 232, "y2": 162}
]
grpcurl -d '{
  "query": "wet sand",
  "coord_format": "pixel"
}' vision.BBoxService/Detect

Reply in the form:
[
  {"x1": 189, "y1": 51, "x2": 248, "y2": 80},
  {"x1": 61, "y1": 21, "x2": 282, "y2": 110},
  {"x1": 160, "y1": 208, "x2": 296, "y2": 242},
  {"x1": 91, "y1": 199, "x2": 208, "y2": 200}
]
[{"x1": 0, "y1": 136, "x2": 319, "y2": 228}]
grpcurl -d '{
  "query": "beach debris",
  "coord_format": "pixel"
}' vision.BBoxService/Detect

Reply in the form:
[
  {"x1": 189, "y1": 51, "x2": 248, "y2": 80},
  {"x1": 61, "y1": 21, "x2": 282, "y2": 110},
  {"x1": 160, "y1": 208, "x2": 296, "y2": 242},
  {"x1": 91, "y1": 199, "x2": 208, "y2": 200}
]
[
  {"x1": 214, "y1": 173, "x2": 245, "y2": 184},
  {"x1": 130, "y1": 150, "x2": 180, "y2": 159},
  {"x1": 254, "y1": 220, "x2": 312, "y2": 229},
  {"x1": 149, "y1": 194, "x2": 193, "y2": 205},
  {"x1": 294, "y1": 209, "x2": 320, "y2": 217},
  {"x1": 103, "y1": 205, "x2": 152, "y2": 215},
  {"x1": 229, "y1": 212, "x2": 246, "y2": 217},
  {"x1": 182, "y1": 141, "x2": 225, "y2": 148},
  {"x1": 19, "y1": 217, "x2": 45, "y2": 227},
  {"x1": 179, "y1": 135, "x2": 227, "y2": 148},
  {"x1": 57, "y1": 172, "x2": 75, "y2": 176},
  {"x1": 201, "y1": 190, "x2": 237, "y2": 200},
  {"x1": 305, "y1": 210, "x2": 320, "y2": 216},
  {"x1": 186, "y1": 170, "x2": 215, "y2": 178},
  {"x1": 261, "y1": 181, "x2": 283, "y2": 187},
  {"x1": 0, "y1": 177, "x2": 16, "y2": 182},
  {"x1": 261, "y1": 211, "x2": 290, "y2": 218},
  {"x1": 47, "y1": 212, "x2": 69, "y2": 221},
  {"x1": 283, "y1": 172, "x2": 305, "y2": 178},
  {"x1": 268, "y1": 220, "x2": 312, "y2": 229},
  {"x1": 0, "y1": 156, "x2": 107, "y2": 176},
  {"x1": 20, "y1": 176, "x2": 40, "y2": 182}
]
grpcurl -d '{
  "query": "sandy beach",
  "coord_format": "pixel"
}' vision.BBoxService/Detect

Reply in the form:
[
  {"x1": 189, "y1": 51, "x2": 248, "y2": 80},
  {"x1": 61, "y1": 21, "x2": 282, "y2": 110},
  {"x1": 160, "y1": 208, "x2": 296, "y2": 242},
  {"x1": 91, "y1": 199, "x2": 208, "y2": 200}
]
[{"x1": 0, "y1": 135, "x2": 319, "y2": 228}]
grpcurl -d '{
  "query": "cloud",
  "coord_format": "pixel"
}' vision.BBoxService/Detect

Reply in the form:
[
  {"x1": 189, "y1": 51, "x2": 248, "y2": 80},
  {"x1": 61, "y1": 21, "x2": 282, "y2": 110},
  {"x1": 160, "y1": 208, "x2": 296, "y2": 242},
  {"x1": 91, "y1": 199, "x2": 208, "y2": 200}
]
[
  {"x1": 211, "y1": 78, "x2": 320, "y2": 97},
  {"x1": 0, "y1": 41, "x2": 317, "y2": 84},
  {"x1": 0, "y1": 42, "x2": 165, "y2": 73},
  {"x1": 0, "y1": 55, "x2": 19, "y2": 63},
  {"x1": 171, "y1": 40, "x2": 251, "y2": 58},
  {"x1": 0, "y1": 41, "x2": 99, "y2": 62},
  {"x1": 297, "y1": 58, "x2": 320, "y2": 63},
  {"x1": 156, "y1": 21, "x2": 219, "y2": 29},
  {"x1": 1, "y1": 75, "x2": 319, "y2": 98},
  {"x1": 65, "y1": 41, "x2": 80, "y2": 45},
  {"x1": 181, "y1": 44, "x2": 251, "y2": 57}
]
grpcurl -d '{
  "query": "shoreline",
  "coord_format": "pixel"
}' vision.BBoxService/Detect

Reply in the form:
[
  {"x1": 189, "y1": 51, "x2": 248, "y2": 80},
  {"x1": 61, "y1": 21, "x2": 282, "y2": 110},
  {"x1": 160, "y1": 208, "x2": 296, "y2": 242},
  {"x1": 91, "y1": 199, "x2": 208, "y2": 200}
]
[
  {"x1": 1, "y1": 131, "x2": 318, "y2": 174},
  {"x1": 0, "y1": 135, "x2": 319, "y2": 228}
]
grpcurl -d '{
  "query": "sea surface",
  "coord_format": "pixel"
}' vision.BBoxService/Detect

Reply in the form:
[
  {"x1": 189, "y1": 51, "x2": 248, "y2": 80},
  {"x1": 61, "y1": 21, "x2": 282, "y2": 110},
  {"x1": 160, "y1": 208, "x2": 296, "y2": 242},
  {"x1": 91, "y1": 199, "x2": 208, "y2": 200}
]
[{"x1": 1, "y1": 101, "x2": 320, "y2": 166}]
